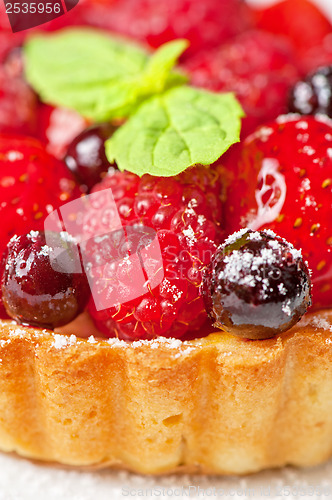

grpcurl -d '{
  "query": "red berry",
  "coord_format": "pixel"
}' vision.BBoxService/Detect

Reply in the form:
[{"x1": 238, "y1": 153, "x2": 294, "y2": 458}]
[
  {"x1": 74, "y1": 0, "x2": 253, "y2": 57},
  {"x1": 0, "y1": 134, "x2": 82, "y2": 254},
  {"x1": 0, "y1": 31, "x2": 24, "y2": 64},
  {"x1": 184, "y1": 31, "x2": 299, "y2": 137},
  {"x1": 2, "y1": 231, "x2": 90, "y2": 328},
  {"x1": 0, "y1": 67, "x2": 37, "y2": 135},
  {"x1": 223, "y1": 115, "x2": 332, "y2": 310},
  {"x1": 288, "y1": 65, "x2": 332, "y2": 118},
  {"x1": 83, "y1": 165, "x2": 225, "y2": 340},
  {"x1": 254, "y1": 0, "x2": 332, "y2": 58},
  {"x1": 302, "y1": 34, "x2": 332, "y2": 74}
]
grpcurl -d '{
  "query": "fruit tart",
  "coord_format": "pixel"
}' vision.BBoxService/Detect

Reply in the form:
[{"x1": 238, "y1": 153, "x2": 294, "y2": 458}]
[{"x1": 0, "y1": 0, "x2": 332, "y2": 476}]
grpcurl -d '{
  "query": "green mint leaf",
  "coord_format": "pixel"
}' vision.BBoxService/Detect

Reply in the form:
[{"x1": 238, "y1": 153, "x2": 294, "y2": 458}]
[
  {"x1": 105, "y1": 86, "x2": 244, "y2": 177},
  {"x1": 141, "y1": 39, "x2": 189, "y2": 92},
  {"x1": 24, "y1": 29, "x2": 188, "y2": 121}
]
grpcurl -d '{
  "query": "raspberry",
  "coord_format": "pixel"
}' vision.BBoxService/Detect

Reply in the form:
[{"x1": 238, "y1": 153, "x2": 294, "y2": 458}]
[
  {"x1": 73, "y1": 0, "x2": 253, "y2": 57},
  {"x1": 223, "y1": 115, "x2": 332, "y2": 311},
  {"x1": 184, "y1": 31, "x2": 299, "y2": 137},
  {"x1": 201, "y1": 229, "x2": 311, "y2": 340},
  {"x1": 83, "y1": 165, "x2": 225, "y2": 340}
]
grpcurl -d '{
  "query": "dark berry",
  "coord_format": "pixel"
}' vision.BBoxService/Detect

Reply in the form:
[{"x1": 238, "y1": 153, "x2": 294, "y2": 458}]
[
  {"x1": 65, "y1": 123, "x2": 117, "y2": 191},
  {"x1": 288, "y1": 65, "x2": 332, "y2": 117},
  {"x1": 201, "y1": 229, "x2": 312, "y2": 340},
  {"x1": 2, "y1": 231, "x2": 90, "y2": 329}
]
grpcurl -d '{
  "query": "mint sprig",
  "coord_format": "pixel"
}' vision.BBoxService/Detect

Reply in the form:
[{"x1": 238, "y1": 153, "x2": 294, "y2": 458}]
[
  {"x1": 106, "y1": 87, "x2": 244, "y2": 177},
  {"x1": 24, "y1": 29, "x2": 188, "y2": 121},
  {"x1": 24, "y1": 29, "x2": 244, "y2": 177}
]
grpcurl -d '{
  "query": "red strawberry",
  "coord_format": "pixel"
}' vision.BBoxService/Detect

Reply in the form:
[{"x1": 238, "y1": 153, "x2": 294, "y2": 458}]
[
  {"x1": 0, "y1": 67, "x2": 37, "y2": 135},
  {"x1": 0, "y1": 134, "x2": 82, "y2": 254},
  {"x1": 74, "y1": 0, "x2": 253, "y2": 57},
  {"x1": 82, "y1": 165, "x2": 225, "y2": 340},
  {"x1": 223, "y1": 115, "x2": 332, "y2": 310},
  {"x1": 184, "y1": 31, "x2": 300, "y2": 137},
  {"x1": 254, "y1": 0, "x2": 332, "y2": 58}
]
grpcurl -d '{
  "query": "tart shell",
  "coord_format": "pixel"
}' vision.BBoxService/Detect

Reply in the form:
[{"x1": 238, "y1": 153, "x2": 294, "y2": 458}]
[{"x1": 0, "y1": 312, "x2": 332, "y2": 475}]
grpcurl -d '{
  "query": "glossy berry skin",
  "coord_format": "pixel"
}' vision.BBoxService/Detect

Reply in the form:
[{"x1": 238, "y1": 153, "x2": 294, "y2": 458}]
[
  {"x1": 223, "y1": 115, "x2": 332, "y2": 311},
  {"x1": 83, "y1": 165, "x2": 225, "y2": 341},
  {"x1": 0, "y1": 135, "x2": 82, "y2": 317},
  {"x1": 65, "y1": 123, "x2": 117, "y2": 191},
  {"x1": 201, "y1": 229, "x2": 311, "y2": 340},
  {"x1": 184, "y1": 31, "x2": 299, "y2": 137},
  {"x1": 76, "y1": 0, "x2": 253, "y2": 57},
  {"x1": 254, "y1": 0, "x2": 332, "y2": 58},
  {"x1": 2, "y1": 231, "x2": 90, "y2": 329},
  {"x1": 0, "y1": 67, "x2": 37, "y2": 135},
  {"x1": 288, "y1": 66, "x2": 332, "y2": 118}
]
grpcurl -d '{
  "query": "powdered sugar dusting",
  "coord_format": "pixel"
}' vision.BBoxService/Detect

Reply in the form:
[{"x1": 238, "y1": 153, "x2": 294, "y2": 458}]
[
  {"x1": 52, "y1": 334, "x2": 77, "y2": 349},
  {"x1": 107, "y1": 335, "x2": 195, "y2": 354}
]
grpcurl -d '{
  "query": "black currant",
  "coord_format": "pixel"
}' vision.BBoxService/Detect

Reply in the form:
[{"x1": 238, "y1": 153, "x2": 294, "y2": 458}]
[{"x1": 201, "y1": 229, "x2": 312, "y2": 340}]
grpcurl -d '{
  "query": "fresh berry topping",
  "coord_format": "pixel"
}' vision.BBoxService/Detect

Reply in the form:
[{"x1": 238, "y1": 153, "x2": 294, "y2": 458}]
[
  {"x1": 0, "y1": 67, "x2": 37, "y2": 135},
  {"x1": 74, "y1": 0, "x2": 253, "y2": 57},
  {"x1": 2, "y1": 231, "x2": 90, "y2": 328},
  {"x1": 83, "y1": 165, "x2": 225, "y2": 340},
  {"x1": 0, "y1": 134, "x2": 82, "y2": 259},
  {"x1": 254, "y1": 0, "x2": 332, "y2": 58},
  {"x1": 201, "y1": 229, "x2": 311, "y2": 340},
  {"x1": 288, "y1": 66, "x2": 332, "y2": 117},
  {"x1": 184, "y1": 31, "x2": 299, "y2": 136},
  {"x1": 223, "y1": 115, "x2": 332, "y2": 311},
  {"x1": 36, "y1": 104, "x2": 87, "y2": 159},
  {"x1": 65, "y1": 123, "x2": 117, "y2": 191}
]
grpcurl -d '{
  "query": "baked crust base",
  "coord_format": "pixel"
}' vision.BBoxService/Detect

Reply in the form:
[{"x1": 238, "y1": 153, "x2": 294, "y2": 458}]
[{"x1": 1, "y1": 311, "x2": 332, "y2": 475}]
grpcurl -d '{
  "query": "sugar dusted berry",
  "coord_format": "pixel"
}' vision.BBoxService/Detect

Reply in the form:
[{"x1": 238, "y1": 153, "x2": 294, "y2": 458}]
[
  {"x1": 201, "y1": 229, "x2": 312, "y2": 340},
  {"x1": 65, "y1": 123, "x2": 117, "y2": 191},
  {"x1": 83, "y1": 165, "x2": 225, "y2": 341},
  {"x1": 288, "y1": 65, "x2": 332, "y2": 117},
  {"x1": 2, "y1": 231, "x2": 90, "y2": 329}
]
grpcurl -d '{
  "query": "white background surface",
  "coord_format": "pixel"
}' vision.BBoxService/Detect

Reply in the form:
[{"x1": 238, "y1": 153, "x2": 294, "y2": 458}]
[{"x1": 1, "y1": 0, "x2": 332, "y2": 498}]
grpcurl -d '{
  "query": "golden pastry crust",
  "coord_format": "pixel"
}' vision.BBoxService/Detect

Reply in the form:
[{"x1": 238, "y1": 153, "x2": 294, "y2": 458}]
[{"x1": 0, "y1": 311, "x2": 332, "y2": 475}]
